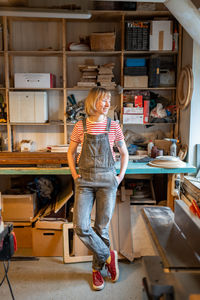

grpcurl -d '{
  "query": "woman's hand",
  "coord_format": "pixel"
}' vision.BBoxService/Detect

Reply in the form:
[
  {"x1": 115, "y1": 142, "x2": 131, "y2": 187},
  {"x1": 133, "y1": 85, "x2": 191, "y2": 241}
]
[
  {"x1": 73, "y1": 174, "x2": 81, "y2": 181},
  {"x1": 115, "y1": 175, "x2": 123, "y2": 185}
]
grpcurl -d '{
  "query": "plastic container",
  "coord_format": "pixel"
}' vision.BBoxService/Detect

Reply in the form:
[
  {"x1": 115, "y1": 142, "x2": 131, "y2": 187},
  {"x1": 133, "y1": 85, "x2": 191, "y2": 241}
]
[
  {"x1": 172, "y1": 29, "x2": 179, "y2": 51},
  {"x1": 170, "y1": 141, "x2": 177, "y2": 156},
  {"x1": 147, "y1": 140, "x2": 154, "y2": 156}
]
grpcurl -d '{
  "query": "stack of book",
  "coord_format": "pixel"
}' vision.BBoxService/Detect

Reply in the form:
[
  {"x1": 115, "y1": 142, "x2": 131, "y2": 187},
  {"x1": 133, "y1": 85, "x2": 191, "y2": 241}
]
[
  {"x1": 47, "y1": 144, "x2": 82, "y2": 153},
  {"x1": 77, "y1": 65, "x2": 98, "y2": 87},
  {"x1": 97, "y1": 63, "x2": 116, "y2": 89},
  {"x1": 181, "y1": 175, "x2": 200, "y2": 218}
]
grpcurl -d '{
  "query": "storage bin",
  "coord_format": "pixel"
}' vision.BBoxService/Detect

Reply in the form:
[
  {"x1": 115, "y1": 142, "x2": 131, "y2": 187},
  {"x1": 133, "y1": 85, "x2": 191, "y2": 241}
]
[
  {"x1": 2, "y1": 193, "x2": 37, "y2": 221},
  {"x1": 90, "y1": 32, "x2": 115, "y2": 51}
]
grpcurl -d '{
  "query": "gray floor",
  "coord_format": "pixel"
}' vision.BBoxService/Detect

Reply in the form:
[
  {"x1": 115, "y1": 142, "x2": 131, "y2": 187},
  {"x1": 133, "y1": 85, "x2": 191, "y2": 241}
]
[{"x1": 0, "y1": 257, "x2": 145, "y2": 300}]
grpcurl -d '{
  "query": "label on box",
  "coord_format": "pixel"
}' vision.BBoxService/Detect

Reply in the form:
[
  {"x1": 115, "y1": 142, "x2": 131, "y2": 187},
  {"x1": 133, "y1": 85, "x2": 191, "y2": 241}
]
[
  {"x1": 124, "y1": 107, "x2": 143, "y2": 114},
  {"x1": 123, "y1": 114, "x2": 143, "y2": 124}
]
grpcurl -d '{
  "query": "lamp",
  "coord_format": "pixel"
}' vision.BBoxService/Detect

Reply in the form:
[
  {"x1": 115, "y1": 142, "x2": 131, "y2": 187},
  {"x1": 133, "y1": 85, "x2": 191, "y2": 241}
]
[{"x1": 0, "y1": 7, "x2": 91, "y2": 19}]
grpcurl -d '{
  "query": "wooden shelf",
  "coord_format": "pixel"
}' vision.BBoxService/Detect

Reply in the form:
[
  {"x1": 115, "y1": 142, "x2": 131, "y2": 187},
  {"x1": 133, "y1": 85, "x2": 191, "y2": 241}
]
[
  {"x1": 90, "y1": 10, "x2": 172, "y2": 21},
  {"x1": 67, "y1": 87, "x2": 117, "y2": 91},
  {"x1": 0, "y1": 11, "x2": 181, "y2": 152},
  {"x1": 7, "y1": 50, "x2": 63, "y2": 56},
  {"x1": 124, "y1": 87, "x2": 176, "y2": 90},
  {"x1": 66, "y1": 51, "x2": 121, "y2": 56},
  {"x1": 123, "y1": 50, "x2": 178, "y2": 55},
  {"x1": 10, "y1": 121, "x2": 64, "y2": 126},
  {"x1": 123, "y1": 123, "x2": 176, "y2": 126},
  {"x1": 9, "y1": 88, "x2": 63, "y2": 91}
]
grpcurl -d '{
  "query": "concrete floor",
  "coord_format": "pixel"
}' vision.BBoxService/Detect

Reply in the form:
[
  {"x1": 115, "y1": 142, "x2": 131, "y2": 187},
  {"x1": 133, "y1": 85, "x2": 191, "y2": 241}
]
[{"x1": 0, "y1": 257, "x2": 145, "y2": 300}]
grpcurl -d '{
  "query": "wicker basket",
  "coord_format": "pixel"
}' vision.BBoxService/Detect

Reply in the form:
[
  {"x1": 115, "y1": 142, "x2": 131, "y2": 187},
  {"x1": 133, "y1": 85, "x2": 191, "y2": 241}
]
[{"x1": 90, "y1": 32, "x2": 116, "y2": 51}]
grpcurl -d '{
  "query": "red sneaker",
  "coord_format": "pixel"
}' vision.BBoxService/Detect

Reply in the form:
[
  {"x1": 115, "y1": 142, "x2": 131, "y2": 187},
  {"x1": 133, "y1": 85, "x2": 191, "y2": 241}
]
[
  {"x1": 106, "y1": 250, "x2": 119, "y2": 282},
  {"x1": 92, "y1": 271, "x2": 105, "y2": 291}
]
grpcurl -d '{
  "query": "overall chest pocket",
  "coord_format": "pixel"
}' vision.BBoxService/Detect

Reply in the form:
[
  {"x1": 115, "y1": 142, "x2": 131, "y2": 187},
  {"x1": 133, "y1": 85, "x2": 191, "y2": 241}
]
[{"x1": 83, "y1": 136, "x2": 111, "y2": 168}]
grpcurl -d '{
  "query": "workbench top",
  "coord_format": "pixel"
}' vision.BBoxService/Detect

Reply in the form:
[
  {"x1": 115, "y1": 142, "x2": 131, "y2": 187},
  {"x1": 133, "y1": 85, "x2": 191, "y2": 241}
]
[{"x1": 0, "y1": 161, "x2": 196, "y2": 175}]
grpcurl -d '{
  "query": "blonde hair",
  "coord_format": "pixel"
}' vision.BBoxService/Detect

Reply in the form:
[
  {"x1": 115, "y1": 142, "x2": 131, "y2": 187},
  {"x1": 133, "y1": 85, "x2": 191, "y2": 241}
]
[{"x1": 85, "y1": 87, "x2": 110, "y2": 116}]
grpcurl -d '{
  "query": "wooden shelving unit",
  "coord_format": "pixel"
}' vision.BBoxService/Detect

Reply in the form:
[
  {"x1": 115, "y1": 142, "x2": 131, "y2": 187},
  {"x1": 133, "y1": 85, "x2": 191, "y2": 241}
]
[{"x1": 0, "y1": 10, "x2": 181, "y2": 152}]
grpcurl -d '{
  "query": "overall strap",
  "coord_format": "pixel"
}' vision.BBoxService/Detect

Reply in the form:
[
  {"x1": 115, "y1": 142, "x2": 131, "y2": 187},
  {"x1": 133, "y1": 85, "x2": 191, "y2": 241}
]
[
  {"x1": 105, "y1": 117, "x2": 112, "y2": 132},
  {"x1": 82, "y1": 118, "x2": 87, "y2": 133}
]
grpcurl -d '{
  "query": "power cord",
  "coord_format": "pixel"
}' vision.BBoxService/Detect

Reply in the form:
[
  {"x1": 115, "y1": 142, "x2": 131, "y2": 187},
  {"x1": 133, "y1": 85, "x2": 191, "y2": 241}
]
[{"x1": 0, "y1": 260, "x2": 15, "y2": 300}]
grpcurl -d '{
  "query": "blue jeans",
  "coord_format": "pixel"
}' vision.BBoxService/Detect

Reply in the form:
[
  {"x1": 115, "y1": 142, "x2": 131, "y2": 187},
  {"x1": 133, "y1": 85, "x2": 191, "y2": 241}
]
[{"x1": 73, "y1": 170, "x2": 118, "y2": 270}]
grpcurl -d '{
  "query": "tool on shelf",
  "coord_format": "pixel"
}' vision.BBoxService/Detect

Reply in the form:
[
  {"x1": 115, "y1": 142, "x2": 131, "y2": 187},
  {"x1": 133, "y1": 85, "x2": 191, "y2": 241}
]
[{"x1": 66, "y1": 94, "x2": 85, "y2": 122}]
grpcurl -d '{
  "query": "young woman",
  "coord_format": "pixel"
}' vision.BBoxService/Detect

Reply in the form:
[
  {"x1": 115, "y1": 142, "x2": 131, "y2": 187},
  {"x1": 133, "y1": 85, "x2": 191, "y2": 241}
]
[{"x1": 67, "y1": 87, "x2": 129, "y2": 291}]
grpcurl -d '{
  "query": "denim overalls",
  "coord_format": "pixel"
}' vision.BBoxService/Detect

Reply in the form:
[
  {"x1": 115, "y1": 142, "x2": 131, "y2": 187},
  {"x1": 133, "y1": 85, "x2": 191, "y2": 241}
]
[{"x1": 73, "y1": 117, "x2": 119, "y2": 270}]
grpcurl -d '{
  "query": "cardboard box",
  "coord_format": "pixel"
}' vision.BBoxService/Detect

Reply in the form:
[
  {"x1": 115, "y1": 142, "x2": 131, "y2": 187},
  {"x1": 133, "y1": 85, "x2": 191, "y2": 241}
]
[
  {"x1": 14, "y1": 73, "x2": 56, "y2": 88},
  {"x1": 32, "y1": 220, "x2": 64, "y2": 256},
  {"x1": 9, "y1": 91, "x2": 48, "y2": 123},
  {"x1": 150, "y1": 20, "x2": 173, "y2": 51},
  {"x1": 90, "y1": 32, "x2": 115, "y2": 51},
  {"x1": 124, "y1": 76, "x2": 148, "y2": 88},
  {"x1": 2, "y1": 193, "x2": 37, "y2": 221},
  {"x1": 123, "y1": 114, "x2": 143, "y2": 124},
  {"x1": 12, "y1": 222, "x2": 32, "y2": 248}
]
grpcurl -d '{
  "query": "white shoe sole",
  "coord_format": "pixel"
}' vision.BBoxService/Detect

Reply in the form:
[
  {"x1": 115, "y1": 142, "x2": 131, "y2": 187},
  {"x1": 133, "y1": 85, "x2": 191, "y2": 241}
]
[
  {"x1": 93, "y1": 282, "x2": 105, "y2": 291},
  {"x1": 112, "y1": 250, "x2": 119, "y2": 282}
]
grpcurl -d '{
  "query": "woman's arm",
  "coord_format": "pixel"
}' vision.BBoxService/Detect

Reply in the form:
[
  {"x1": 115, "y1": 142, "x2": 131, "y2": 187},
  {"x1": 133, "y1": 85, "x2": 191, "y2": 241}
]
[
  {"x1": 67, "y1": 140, "x2": 80, "y2": 181},
  {"x1": 116, "y1": 140, "x2": 129, "y2": 184}
]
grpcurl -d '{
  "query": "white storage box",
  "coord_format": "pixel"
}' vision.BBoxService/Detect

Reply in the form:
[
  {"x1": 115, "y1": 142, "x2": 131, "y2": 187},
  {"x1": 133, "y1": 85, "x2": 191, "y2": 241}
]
[
  {"x1": 14, "y1": 73, "x2": 56, "y2": 88},
  {"x1": 9, "y1": 91, "x2": 48, "y2": 123},
  {"x1": 150, "y1": 20, "x2": 173, "y2": 51},
  {"x1": 123, "y1": 114, "x2": 143, "y2": 124}
]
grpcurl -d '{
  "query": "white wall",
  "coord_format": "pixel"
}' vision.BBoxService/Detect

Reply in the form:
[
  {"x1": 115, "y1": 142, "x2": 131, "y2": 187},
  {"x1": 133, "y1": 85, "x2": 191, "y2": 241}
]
[
  {"x1": 179, "y1": 29, "x2": 200, "y2": 167},
  {"x1": 179, "y1": 30, "x2": 193, "y2": 149},
  {"x1": 187, "y1": 41, "x2": 200, "y2": 166}
]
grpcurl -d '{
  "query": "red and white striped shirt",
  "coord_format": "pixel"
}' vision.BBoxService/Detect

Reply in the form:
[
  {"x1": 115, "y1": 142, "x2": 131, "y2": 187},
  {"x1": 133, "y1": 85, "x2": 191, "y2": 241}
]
[{"x1": 70, "y1": 118, "x2": 124, "y2": 161}]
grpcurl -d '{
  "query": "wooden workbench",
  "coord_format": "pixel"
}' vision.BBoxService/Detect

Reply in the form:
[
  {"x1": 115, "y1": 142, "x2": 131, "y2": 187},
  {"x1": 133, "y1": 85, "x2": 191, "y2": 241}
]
[{"x1": 0, "y1": 161, "x2": 196, "y2": 210}]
